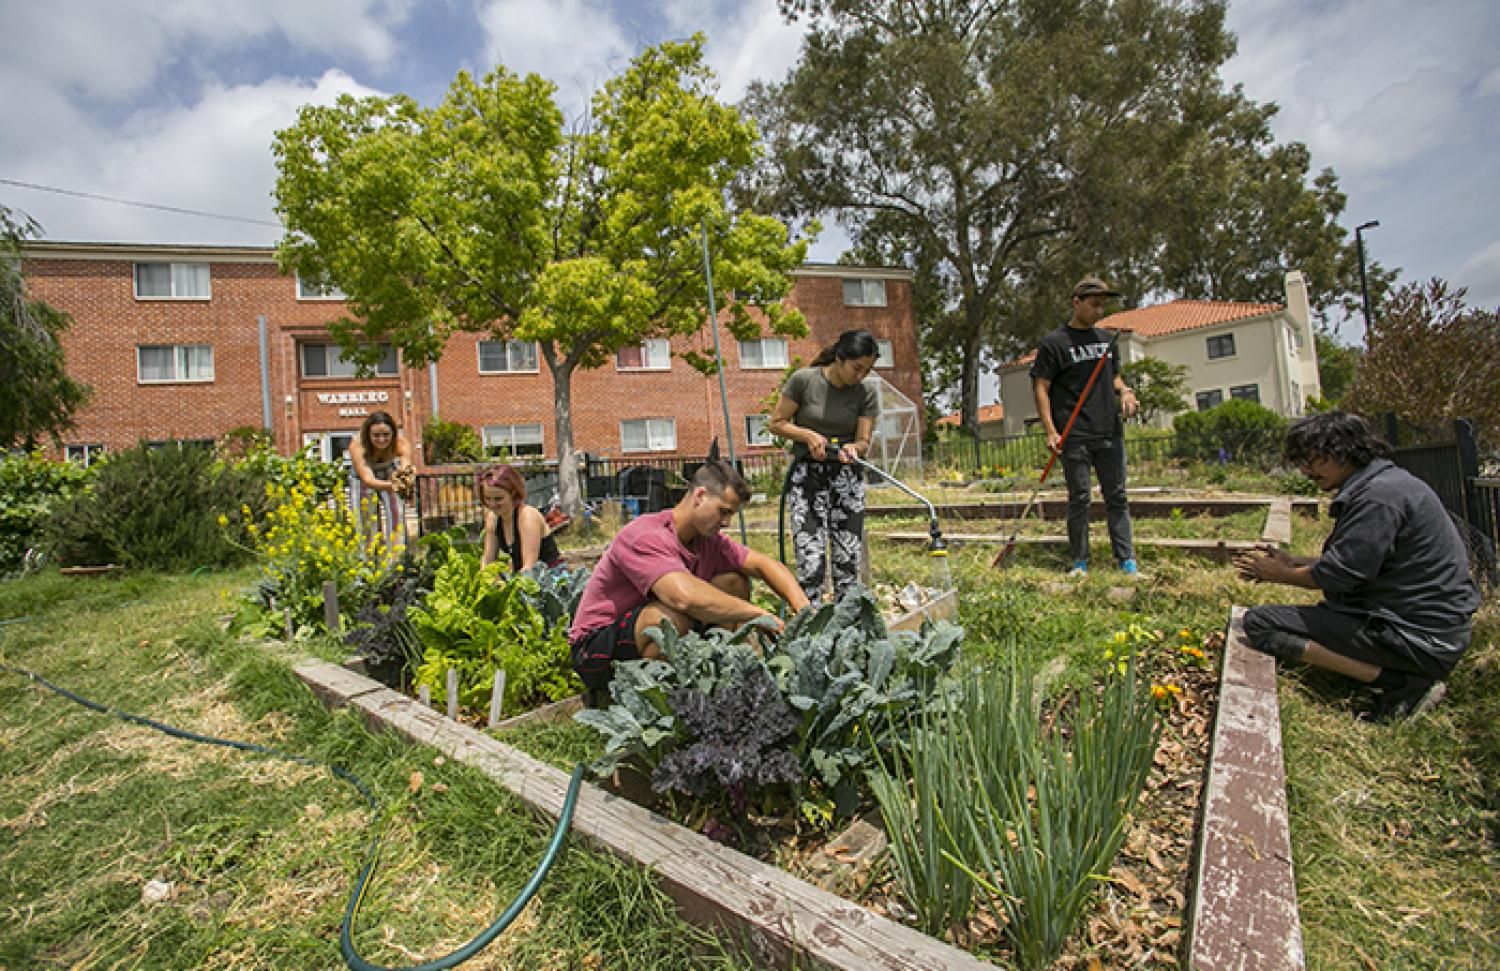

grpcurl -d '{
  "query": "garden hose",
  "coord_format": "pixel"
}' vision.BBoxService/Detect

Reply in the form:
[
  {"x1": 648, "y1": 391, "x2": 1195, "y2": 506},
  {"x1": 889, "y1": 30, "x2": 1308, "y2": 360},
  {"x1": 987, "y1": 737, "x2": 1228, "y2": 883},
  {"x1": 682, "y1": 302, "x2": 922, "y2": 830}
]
[{"x1": 0, "y1": 656, "x2": 585, "y2": 971}]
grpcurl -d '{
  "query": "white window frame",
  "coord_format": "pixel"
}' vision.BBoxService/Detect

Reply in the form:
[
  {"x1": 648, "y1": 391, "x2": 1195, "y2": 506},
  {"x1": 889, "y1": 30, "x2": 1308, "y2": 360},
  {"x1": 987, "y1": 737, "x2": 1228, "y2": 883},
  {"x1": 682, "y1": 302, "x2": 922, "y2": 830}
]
[
  {"x1": 616, "y1": 339, "x2": 672, "y2": 371},
  {"x1": 875, "y1": 339, "x2": 895, "y2": 368},
  {"x1": 65, "y1": 444, "x2": 105, "y2": 467},
  {"x1": 1196, "y1": 389, "x2": 1224, "y2": 411},
  {"x1": 745, "y1": 415, "x2": 773, "y2": 447},
  {"x1": 1206, "y1": 333, "x2": 1237, "y2": 360},
  {"x1": 477, "y1": 339, "x2": 540, "y2": 374},
  {"x1": 300, "y1": 342, "x2": 399, "y2": 378},
  {"x1": 1230, "y1": 383, "x2": 1261, "y2": 404},
  {"x1": 842, "y1": 278, "x2": 888, "y2": 307},
  {"x1": 134, "y1": 262, "x2": 211, "y2": 300},
  {"x1": 738, "y1": 338, "x2": 789, "y2": 370},
  {"x1": 296, "y1": 272, "x2": 346, "y2": 300},
  {"x1": 137, "y1": 344, "x2": 214, "y2": 384},
  {"x1": 482, "y1": 423, "x2": 545, "y2": 457},
  {"x1": 621, "y1": 418, "x2": 677, "y2": 453}
]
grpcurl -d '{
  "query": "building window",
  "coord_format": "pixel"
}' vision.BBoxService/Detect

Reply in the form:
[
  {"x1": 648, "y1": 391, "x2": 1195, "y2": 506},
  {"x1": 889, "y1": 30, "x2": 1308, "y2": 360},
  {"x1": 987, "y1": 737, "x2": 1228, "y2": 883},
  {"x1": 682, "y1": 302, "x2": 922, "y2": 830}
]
[
  {"x1": 478, "y1": 339, "x2": 539, "y2": 374},
  {"x1": 482, "y1": 423, "x2": 545, "y2": 457},
  {"x1": 1230, "y1": 384, "x2": 1260, "y2": 404},
  {"x1": 1196, "y1": 389, "x2": 1224, "y2": 411},
  {"x1": 1206, "y1": 333, "x2": 1236, "y2": 360},
  {"x1": 745, "y1": 415, "x2": 773, "y2": 447},
  {"x1": 138, "y1": 344, "x2": 214, "y2": 383},
  {"x1": 621, "y1": 418, "x2": 676, "y2": 452},
  {"x1": 875, "y1": 340, "x2": 894, "y2": 368},
  {"x1": 145, "y1": 438, "x2": 215, "y2": 451},
  {"x1": 616, "y1": 339, "x2": 671, "y2": 371},
  {"x1": 134, "y1": 262, "x2": 210, "y2": 299},
  {"x1": 739, "y1": 338, "x2": 788, "y2": 370},
  {"x1": 296, "y1": 272, "x2": 345, "y2": 300},
  {"x1": 65, "y1": 444, "x2": 105, "y2": 467},
  {"x1": 842, "y1": 278, "x2": 887, "y2": 307},
  {"x1": 300, "y1": 342, "x2": 398, "y2": 378}
]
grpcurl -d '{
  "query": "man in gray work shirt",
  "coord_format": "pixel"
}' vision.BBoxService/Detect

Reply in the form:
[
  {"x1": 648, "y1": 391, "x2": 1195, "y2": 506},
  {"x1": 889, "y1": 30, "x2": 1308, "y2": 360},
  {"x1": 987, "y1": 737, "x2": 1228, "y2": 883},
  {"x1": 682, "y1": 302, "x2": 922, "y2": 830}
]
[{"x1": 1234, "y1": 411, "x2": 1480, "y2": 721}]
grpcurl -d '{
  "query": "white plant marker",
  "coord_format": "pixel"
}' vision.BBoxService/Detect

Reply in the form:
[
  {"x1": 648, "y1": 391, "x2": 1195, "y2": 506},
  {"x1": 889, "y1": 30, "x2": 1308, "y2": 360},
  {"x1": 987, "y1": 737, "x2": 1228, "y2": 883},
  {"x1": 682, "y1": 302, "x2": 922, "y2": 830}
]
[
  {"x1": 488, "y1": 669, "x2": 507, "y2": 727},
  {"x1": 446, "y1": 668, "x2": 459, "y2": 720}
]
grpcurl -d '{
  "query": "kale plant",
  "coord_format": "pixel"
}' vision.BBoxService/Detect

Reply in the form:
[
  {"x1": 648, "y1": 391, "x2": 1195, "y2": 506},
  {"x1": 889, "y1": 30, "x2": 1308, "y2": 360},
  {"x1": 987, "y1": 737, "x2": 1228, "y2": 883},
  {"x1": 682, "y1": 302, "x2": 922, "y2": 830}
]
[
  {"x1": 575, "y1": 588, "x2": 963, "y2": 826},
  {"x1": 652, "y1": 652, "x2": 802, "y2": 820}
]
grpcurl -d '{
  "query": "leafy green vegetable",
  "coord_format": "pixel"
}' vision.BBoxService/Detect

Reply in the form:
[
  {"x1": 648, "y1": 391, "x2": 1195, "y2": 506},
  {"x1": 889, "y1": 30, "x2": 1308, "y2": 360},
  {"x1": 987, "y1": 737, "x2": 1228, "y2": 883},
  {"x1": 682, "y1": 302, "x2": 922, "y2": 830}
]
[
  {"x1": 408, "y1": 546, "x2": 579, "y2": 712},
  {"x1": 574, "y1": 587, "x2": 963, "y2": 826}
]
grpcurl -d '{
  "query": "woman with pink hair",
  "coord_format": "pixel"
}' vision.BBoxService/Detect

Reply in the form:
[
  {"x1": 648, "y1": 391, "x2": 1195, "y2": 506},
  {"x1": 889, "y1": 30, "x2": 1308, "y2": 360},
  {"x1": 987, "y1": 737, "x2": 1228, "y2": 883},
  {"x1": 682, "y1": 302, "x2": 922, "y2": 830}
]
[{"x1": 478, "y1": 464, "x2": 561, "y2": 573}]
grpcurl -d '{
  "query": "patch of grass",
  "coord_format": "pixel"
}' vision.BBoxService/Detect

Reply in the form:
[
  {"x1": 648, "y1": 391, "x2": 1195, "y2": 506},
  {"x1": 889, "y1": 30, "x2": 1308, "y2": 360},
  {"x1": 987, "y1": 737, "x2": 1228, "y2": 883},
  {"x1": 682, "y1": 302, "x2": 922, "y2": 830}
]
[
  {"x1": 0, "y1": 568, "x2": 755, "y2": 970},
  {"x1": 1280, "y1": 613, "x2": 1500, "y2": 970}
]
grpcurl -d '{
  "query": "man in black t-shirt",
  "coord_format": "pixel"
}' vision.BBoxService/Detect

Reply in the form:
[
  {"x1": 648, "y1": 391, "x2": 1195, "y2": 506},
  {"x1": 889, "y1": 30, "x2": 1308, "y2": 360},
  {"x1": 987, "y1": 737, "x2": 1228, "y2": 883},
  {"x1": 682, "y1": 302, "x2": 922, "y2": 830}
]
[{"x1": 1029, "y1": 276, "x2": 1140, "y2": 576}]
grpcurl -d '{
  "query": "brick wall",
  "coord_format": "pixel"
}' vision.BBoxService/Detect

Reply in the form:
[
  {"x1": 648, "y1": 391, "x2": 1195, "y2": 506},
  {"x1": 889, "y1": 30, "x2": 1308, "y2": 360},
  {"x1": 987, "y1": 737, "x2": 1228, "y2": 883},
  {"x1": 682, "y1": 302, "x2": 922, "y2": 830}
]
[{"x1": 24, "y1": 245, "x2": 923, "y2": 467}]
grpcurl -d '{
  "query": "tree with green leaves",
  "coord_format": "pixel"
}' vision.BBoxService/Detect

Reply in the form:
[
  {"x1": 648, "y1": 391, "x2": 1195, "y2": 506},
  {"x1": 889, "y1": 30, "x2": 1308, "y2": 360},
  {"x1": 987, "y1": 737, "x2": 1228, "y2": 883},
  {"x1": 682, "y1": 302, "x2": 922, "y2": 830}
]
[
  {"x1": 1345, "y1": 279, "x2": 1500, "y2": 449},
  {"x1": 1313, "y1": 327, "x2": 1360, "y2": 404},
  {"x1": 1120, "y1": 357, "x2": 1189, "y2": 426},
  {"x1": 750, "y1": 0, "x2": 1377, "y2": 434},
  {"x1": 2, "y1": 206, "x2": 92, "y2": 449},
  {"x1": 274, "y1": 37, "x2": 808, "y2": 513}
]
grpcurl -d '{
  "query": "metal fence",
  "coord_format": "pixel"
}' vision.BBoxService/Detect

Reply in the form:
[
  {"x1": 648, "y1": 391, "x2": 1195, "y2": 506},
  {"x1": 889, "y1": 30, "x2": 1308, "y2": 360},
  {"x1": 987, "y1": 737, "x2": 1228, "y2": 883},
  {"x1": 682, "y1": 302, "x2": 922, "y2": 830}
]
[
  {"x1": 1389, "y1": 417, "x2": 1498, "y2": 587},
  {"x1": 411, "y1": 452, "x2": 793, "y2": 536}
]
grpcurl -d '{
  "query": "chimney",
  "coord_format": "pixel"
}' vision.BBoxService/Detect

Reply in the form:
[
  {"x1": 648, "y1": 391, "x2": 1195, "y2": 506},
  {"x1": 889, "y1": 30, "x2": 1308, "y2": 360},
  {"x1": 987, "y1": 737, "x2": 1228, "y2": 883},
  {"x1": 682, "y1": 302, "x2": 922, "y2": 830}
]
[{"x1": 1283, "y1": 270, "x2": 1310, "y2": 334}]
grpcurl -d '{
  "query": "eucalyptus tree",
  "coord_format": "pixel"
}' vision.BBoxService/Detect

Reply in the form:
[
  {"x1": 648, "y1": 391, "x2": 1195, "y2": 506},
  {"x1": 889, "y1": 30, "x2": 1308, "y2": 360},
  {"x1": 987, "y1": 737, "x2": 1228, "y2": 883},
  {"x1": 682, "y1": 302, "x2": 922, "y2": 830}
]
[
  {"x1": 753, "y1": 0, "x2": 1370, "y2": 432},
  {"x1": 274, "y1": 37, "x2": 808, "y2": 513}
]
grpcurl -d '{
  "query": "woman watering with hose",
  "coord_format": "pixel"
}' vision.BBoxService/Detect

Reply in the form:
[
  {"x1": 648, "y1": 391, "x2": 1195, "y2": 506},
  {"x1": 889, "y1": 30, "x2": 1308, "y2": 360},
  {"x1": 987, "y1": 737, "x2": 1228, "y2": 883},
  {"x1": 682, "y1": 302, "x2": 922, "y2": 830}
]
[{"x1": 768, "y1": 329, "x2": 880, "y2": 604}]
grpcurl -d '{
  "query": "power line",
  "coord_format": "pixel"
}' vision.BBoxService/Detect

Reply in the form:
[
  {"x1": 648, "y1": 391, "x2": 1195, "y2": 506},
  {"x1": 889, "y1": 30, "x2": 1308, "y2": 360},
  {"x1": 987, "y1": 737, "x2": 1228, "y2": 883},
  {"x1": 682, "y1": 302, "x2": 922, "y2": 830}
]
[{"x1": 0, "y1": 177, "x2": 283, "y2": 228}]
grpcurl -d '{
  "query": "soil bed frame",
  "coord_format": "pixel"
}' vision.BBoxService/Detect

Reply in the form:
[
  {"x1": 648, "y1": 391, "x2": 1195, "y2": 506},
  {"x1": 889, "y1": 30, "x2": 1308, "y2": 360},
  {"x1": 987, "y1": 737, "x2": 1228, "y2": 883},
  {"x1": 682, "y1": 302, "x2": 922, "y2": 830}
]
[{"x1": 292, "y1": 589, "x2": 1302, "y2": 970}]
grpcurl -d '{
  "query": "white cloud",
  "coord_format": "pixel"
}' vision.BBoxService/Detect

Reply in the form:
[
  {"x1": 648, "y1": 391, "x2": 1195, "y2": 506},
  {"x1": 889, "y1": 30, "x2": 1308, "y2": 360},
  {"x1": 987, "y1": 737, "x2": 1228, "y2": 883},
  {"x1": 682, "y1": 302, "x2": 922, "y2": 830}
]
[
  {"x1": 1455, "y1": 240, "x2": 1500, "y2": 311},
  {"x1": 475, "y1": 0, "x2": 632, "y2": 117},
  {"x1": 3, "y1": 71, "x2": 383, "y2": 245},
  {"x1": 0, "y1": 0, "x2": 413, "y2": 102},
  {"x1": 1222, "y1": 0, "x2": 1493, "y2": 185}
]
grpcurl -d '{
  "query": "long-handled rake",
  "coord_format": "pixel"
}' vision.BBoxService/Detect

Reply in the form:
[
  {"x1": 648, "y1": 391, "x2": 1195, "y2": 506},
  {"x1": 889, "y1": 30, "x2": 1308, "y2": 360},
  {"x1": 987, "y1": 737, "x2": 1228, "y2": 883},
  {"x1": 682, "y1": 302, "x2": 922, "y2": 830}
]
[{"x1": 991, "y1": 328, "x2": 1123, "y2": 568}]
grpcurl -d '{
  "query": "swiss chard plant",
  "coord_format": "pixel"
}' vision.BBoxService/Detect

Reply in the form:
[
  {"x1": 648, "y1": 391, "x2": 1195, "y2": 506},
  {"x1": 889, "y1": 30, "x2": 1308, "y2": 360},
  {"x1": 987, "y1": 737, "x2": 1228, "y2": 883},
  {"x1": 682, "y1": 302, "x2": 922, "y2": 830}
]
[
  {"x1": 407, "y1": 546, "x2": 580, "y2": 712},
  {"x1": 574, "y1": 587, "x2": 963, "y2": 827}
]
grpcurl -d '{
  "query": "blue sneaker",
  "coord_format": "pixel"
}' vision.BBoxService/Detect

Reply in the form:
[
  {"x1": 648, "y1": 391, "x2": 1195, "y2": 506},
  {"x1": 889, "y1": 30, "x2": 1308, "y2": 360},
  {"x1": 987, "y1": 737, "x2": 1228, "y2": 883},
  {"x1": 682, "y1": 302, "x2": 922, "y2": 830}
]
[
  {"x1": 1068, "y1": 560, "x2": 1088, "y2": 577},
  {"x1": 1119, "y1": 558, "x2": 1140, "y2": 578}
]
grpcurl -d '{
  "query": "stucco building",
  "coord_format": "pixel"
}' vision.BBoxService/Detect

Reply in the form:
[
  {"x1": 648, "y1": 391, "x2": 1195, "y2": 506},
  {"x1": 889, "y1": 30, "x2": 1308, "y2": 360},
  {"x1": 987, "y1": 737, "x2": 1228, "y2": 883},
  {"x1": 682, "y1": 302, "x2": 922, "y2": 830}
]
[
  {"x1": 997, "y1": 271, "x2": 1321, "y2": 435},
  {"x1": 22, "y1": 242, "x2": 922, "y2": 468}
]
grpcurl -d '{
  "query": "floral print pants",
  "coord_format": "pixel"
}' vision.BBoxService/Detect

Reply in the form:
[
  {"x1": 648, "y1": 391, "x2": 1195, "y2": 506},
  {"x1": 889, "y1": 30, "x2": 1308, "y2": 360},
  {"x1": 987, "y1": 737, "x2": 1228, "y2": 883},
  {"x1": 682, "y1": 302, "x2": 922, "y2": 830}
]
[{"x1": 787, "y1": 459, "x2": 866, "y2": 604}]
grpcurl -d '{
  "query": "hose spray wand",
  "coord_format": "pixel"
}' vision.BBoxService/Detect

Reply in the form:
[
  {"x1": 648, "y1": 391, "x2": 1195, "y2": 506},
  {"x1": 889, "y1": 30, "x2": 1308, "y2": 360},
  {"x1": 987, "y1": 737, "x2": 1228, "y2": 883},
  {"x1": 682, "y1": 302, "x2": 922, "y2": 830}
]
[{"x1": 991, "y1": 327, "x2": 1123, "y2": 568}]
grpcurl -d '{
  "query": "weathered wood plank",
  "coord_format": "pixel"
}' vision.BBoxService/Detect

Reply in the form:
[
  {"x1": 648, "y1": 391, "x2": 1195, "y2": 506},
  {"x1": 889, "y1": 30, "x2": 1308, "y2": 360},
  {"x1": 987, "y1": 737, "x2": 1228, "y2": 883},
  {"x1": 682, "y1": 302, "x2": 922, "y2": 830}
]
[
  {"x1": 888, "y1": 588, "x2": 959, "y2": 632},
  {"x1": 293, "y1": 660, "x2": 1000, "y2": 971},
  {"x1": 1261, "y1": 498, "x2": 1293, "y2": 546},
  {"x1": 866, "y1": 496, "x2": 1319, "y2": 521},
  {"x1": 1188, "y1": 607, "x2": 1304, "y2": 971},
  {"x1": 881, "y1": 533, "x2": 1258, "y2": 561}
]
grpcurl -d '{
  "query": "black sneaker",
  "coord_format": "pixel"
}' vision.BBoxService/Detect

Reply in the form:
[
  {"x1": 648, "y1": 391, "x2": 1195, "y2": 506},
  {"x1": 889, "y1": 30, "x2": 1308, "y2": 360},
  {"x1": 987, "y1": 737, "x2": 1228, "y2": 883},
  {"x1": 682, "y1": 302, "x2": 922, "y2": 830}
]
[{"x1": 1362, "y1": 676, "x2": 1446, "y2": 723}]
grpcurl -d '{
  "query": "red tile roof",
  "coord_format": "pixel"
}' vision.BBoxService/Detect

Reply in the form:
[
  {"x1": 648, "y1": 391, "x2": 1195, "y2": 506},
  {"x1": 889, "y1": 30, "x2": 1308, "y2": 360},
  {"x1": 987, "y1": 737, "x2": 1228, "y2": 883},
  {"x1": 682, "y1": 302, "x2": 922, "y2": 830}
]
[
  {"x1": 999, "y1": 299, "x2": 1283, "y2": 371},
  {"x1": 937, "y1": 403, "x2": 1004, "y2": 426}
]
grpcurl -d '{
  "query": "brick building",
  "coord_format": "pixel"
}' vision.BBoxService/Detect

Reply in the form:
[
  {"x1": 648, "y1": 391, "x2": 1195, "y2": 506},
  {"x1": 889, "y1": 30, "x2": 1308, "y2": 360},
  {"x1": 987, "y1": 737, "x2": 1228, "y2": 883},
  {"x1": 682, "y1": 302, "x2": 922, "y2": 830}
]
[{"x1": 22, "y1": 242, "x2": 922, "y2": 468}]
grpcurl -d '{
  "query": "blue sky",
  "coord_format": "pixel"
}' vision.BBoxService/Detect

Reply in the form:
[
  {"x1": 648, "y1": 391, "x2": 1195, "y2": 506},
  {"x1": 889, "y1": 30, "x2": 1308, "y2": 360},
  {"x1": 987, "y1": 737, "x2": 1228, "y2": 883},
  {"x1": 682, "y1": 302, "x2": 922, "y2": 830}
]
[{"x1": 3, "y1": 0, "x2": 1497, "y2": 330}]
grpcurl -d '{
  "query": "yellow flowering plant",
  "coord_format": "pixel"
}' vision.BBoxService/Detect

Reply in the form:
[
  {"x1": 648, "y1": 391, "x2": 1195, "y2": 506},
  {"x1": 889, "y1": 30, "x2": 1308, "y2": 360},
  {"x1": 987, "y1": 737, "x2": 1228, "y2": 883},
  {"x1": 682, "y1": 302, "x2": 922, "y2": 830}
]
[{"x1": 234, "y1": 471, "x2": 397, "y2": 632}]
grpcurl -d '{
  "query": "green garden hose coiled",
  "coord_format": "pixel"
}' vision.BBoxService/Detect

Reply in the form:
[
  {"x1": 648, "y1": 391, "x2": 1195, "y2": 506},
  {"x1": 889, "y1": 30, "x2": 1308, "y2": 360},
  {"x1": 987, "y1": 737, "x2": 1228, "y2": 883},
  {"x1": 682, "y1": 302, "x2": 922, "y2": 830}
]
[{"x1": 0, "y1": 658, "x2": 584, "y2": 971}]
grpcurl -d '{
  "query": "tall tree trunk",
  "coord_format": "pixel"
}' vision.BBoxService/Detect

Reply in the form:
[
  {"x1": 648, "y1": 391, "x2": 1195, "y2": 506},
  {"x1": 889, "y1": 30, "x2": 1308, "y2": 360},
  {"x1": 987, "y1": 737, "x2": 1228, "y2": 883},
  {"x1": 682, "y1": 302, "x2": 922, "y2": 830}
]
[
  {"x1": 542, "y1": 343, "x2": 583, "y2": 517},
  {"x1": 958, "y1": 308, "x2": 985, "y2": 436}
]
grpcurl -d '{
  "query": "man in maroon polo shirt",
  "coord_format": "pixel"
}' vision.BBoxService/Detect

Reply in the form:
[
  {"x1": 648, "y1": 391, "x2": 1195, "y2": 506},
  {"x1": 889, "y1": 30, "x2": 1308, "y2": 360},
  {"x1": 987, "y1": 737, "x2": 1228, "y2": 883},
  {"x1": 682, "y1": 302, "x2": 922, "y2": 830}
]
[{"x1": 569, "y1": 460, "x2": 809, "y2": 702}]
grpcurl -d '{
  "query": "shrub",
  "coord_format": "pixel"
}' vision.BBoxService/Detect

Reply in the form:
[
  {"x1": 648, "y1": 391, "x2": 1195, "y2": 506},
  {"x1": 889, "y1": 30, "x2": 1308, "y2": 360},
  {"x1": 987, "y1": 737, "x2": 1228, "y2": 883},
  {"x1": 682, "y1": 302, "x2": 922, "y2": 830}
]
[
  {"x1": 0, "y1": 452, "x2": 90, "y2": 573},
  {"x1": 1172, "y1": 399, "x2": 1287, "y2": 468},
  {"x1": 422, "y1": 418, "x2": 484, "y2": 465},
  {"x1": 43, "y1": 444, "x2": 263, "y2": 571}
]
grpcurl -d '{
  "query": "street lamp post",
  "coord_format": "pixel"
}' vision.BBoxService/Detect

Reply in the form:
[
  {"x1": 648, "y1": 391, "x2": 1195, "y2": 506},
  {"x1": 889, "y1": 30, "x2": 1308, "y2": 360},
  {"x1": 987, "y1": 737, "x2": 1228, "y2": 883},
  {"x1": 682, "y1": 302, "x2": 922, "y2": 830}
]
[{"x1": 1355, "y1": 220, "x2": 1380, "y2": 335}]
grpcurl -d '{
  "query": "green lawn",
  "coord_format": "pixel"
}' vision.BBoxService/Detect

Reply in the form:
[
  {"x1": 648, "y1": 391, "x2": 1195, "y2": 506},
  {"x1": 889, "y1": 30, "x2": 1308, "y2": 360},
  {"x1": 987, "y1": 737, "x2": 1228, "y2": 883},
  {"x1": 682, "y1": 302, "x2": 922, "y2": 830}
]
[
  {"x1": 0, "y1": 569, "x2": 754, "y2": 970},
  {"x1": 4, "y1": 494, "x2": 1496, "y2": 970}
]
